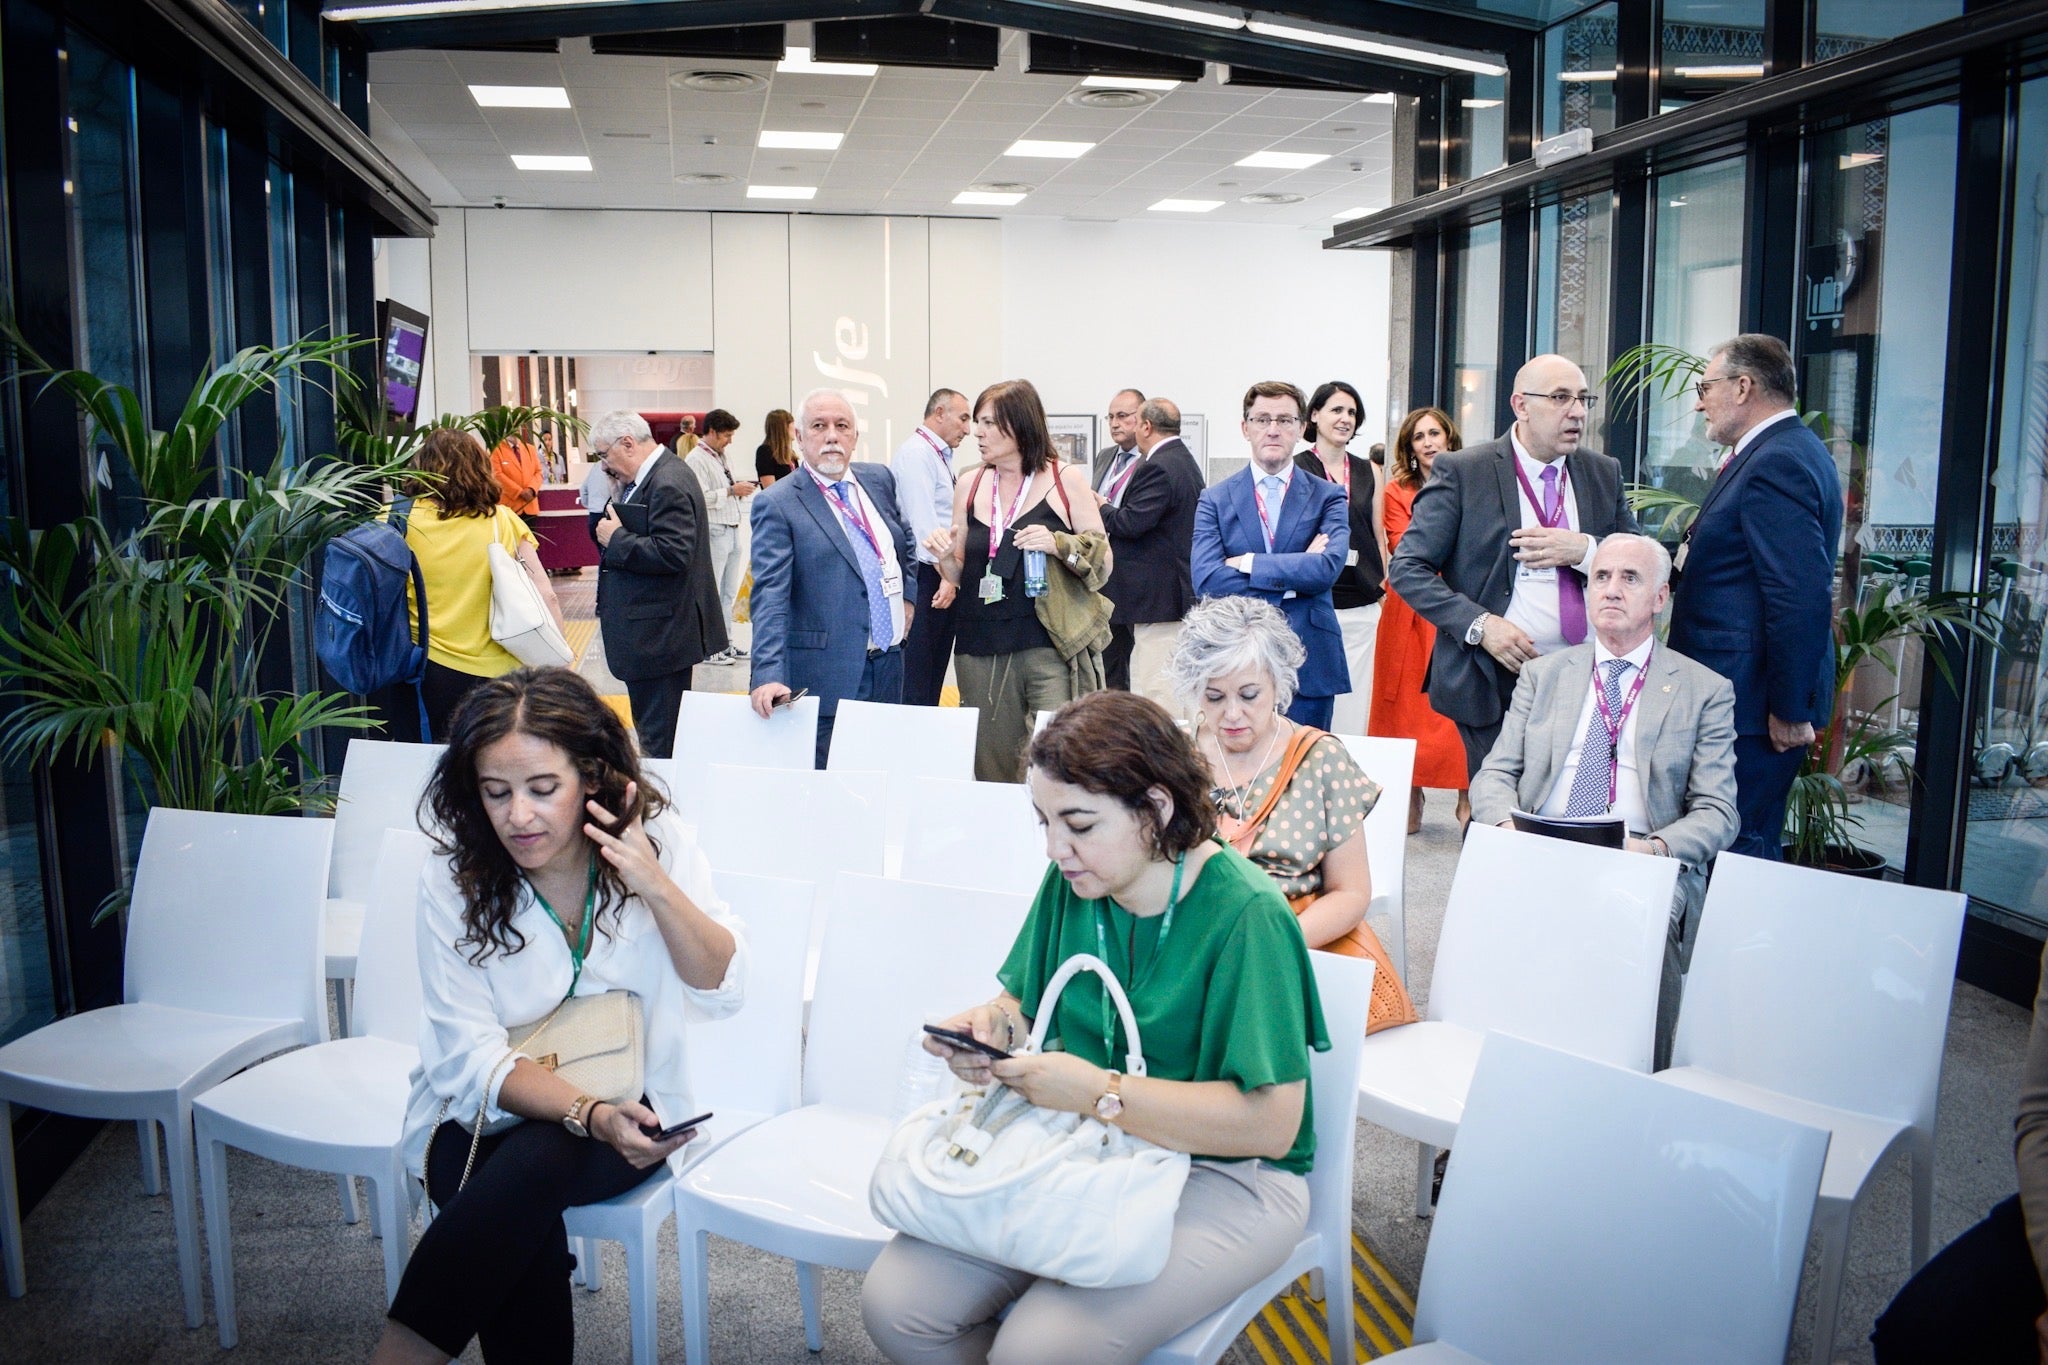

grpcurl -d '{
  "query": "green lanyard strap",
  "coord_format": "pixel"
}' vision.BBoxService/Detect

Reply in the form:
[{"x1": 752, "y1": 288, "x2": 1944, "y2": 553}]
[
  {"x1": 1089, "y1": 852, "x2": 1185, "y2": 1059},
  {"x1": 528, "y1": 858, "x2": 599, "y2": 1001}
]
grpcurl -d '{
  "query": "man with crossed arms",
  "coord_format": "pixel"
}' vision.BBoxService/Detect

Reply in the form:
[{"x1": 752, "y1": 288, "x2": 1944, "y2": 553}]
[{"x1": 1471, "y1": 533, "x2": 1738, "y2": 1068}]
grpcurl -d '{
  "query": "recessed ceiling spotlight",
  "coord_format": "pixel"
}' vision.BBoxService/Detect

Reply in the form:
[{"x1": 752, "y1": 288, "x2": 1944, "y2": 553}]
[
  {"x1": 1067, "y1": 87, "x2": 1161, "y2": 109},
  {"x1": 469, "y1": 84, "x2": 570, "y2": 109},
  {"x1": 1239, "y1": 192, "x2": 1304, "y2": 205},
  {"x1": 954, "y1": 190, "x2": 1027, "y2": 206},
  {"x1": 511, "y1": 154, "x2": 591, "y2": 171},
  {"x1": 672, "y1": 70, "x2": 764, "y2": 93},
  {"x1": 748, "y1": 184, "x2": 818, "y2": 200},
  {"x1": 1236, "y1": 150, "x2": 1329, "y2": 169},
  {"x1": 1079, "y1": 75, "x2": 1179, "y2": 90},
  {"x1": 675, "y1": 172, "x2": 737, "y2": 185},
  {"x1": 1006, "y1": 139, "x2": 1095, "y2": 159},
  {"x1": 777, "y1": 46, "x2": 877, "y2": 77},
  {"x1": 759, "y1": 130, "x2": 844, "y2": 150},
  {"x1": 1150, "y1": 198, "x2": 1223, "y2": 212}
]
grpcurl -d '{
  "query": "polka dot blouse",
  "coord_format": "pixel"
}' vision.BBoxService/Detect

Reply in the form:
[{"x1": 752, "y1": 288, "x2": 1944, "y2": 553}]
[{"x1": 1212, "y1": 732, "x2": 1382, "y2": 900}]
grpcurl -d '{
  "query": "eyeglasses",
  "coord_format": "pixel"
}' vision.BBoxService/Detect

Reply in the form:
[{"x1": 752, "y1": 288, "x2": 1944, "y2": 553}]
[
  {"x1": 1518, "y1": 391, "x2": 1600, "y2": 412},
  {"x1": 1106, "y1": 409, "x2": 1139, "y2": 422},
  {"x1": 1245, "y1": 414, "x2": 1304, "y2": 430},
  {"x1": 1693, "y1": 376, "x2": 1737, "y2": 400}
]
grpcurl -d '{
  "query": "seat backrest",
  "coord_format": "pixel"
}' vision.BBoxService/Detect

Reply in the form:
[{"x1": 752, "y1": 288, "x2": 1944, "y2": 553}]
[
  {"x1": 826, "y1": 699, "x2": 977, "y2": 780},
  {"x1": 1302, "y1": 953, "x2": 1372, "y2": 1241},
  {"x1": 689, "y1": 871, "x2": 816, "y2": 1119},
  {"x1": 330, "y1": 738, "x2": 445, "y2": 900},
  {"x1": 668, "y1": 692, "x2": 819, "y2": 826},
  {"x1": 126, "y1": 809, "x2": 334, "y2": 1045},
  {"x1": 1430, "y1": 823, "x2": 1677, "y2": 1072},
  {"x1": 804, "y1": 873, "x2": 1031, "y2": 1113},
  {"x1": 1674, "y1": 852, "x2": 1965, "y2": 1130},
  {"x1": 898, "y1": 776, "x2": 1050, "y2": 898},
  {"x1": 1339, "y1": 734, "x2": 1414, "y2": 909},
  {"x1": 697, "y1": 765, "x2": 887, "y2": 889},
  {"x1": 1414, "y1": 1033, "x2": 1829, "y2": 1364},
  {"x1": 350, "y1": 829, "x2": 437, "y2": 1043}
]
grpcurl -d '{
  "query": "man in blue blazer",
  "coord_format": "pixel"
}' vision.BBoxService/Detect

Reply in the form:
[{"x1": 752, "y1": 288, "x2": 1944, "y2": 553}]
[
  {"x1": 1192, "y1": 380, "x2": 1350, "y2": 727},
  {"x1": 1668, "y1": 333, "x2": 1844, "y2": 860},
  {"x1": 748, "y1": 389, "x2": 916, "y2": 768}
]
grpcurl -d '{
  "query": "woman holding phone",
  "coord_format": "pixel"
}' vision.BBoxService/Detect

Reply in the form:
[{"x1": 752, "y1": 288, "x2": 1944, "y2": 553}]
[{"x1": 372, "y1": 667, "x2": 745, "y2": 1365}]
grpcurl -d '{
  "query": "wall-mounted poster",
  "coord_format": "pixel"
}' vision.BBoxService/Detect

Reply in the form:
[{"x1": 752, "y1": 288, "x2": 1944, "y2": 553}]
[
  {"x1": 1182, "y1": 412, "x2": 1207, "y2": 459},
  {"x1": 1048, "y1": 414, "x2": 1097, "y2": 468}
]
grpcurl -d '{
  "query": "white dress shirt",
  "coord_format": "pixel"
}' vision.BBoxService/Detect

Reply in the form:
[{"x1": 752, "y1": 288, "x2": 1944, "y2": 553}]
[
  {"x1": 806, "y1": 464, "x2": 908, "y2": 647},
  {"x1": 1717, "y1": 406, "x2": 1800, "y2": 473},
  {"x1": 1503, "y1": 431, "x2": 1600, "y2": 653},
  {"x1": 1538, "y1": 636, "x2": 1655, "y2": 832},
  {"x1": 892, "y1": 426, "x2": 955, "y2": 567},
  {"x1": 403, "y1": 810, "x2": 748, "y2": 1179},
  {"x1": 1101, "y1": 448, "x2": 1142, "y2": 507}
]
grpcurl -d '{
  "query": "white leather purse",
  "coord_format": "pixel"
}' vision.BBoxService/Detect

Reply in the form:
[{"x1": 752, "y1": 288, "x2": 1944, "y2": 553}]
[
  {"x1": 868, "y1": 953, "x2": 1191, "y2": 1288},
  {"x1": 488, "y1": 539, "x2": 574, "y2": 668}
]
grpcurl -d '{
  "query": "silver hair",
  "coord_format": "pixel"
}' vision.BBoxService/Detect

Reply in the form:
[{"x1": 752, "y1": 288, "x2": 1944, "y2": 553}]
[
  {"x1": 1596, "y1": 532, "x2": 1674, "y2": 590},
  {"x1": 1168, "y1": 596, "x2": 1305, "y2": 712},
  {"x1": 796, "y1": 387, "x2": 855, "y2": 426},
  {"x1": 585, "y1": 409, "x2": 650, "y2": 453}
]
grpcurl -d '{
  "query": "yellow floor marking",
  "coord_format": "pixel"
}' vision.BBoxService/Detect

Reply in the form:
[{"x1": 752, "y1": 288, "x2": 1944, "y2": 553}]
[
  {"x1": 940, "y1": 685, "x2": 960, "y2": 707},
  {"x1": 1244, "y1": 1315, "x2": 1287, "y2": 1365},
  {"x1": 1349, "y1": 1264, "x2": 1404, "y2": 1355},
  {"x1": 563, "y1": 618, "x2": 598, "y2": 668},
  {"x1": 1354, "y1": 1236, "x2": 1418, "y2": 1319},
  {"x1": 1255, "y1": 1299, "x2": 1314, "y2": 1365},
  {"x1": 599, "y1": 694, "x2": 633, "y2": 727},
  {"x1": 1280, "y1": 1288, "x2": 1332, "y2": 1359}
]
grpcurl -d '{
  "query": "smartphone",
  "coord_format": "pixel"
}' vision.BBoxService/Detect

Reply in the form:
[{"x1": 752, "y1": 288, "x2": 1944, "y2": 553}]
[
  {"x1": 923, "y1": 1024, "x2": 1011, "y2": 1061},
  {"x1": 640, "y1": 1111, "x2": 712, "y2": 1143},
  {"x1": 771, "y1": 687, "x2": 810, "y2": 709}
]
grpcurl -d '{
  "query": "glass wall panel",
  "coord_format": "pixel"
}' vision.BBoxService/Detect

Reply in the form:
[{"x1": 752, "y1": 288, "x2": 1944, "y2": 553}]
[
  {"x1": 1445, "y1": 221, "x2": 1503, "y2": 441},
  {"x1": 0, "y1": 409, "x2": 52, "y2": 1049},
  {"x1": 1966, "y1": 75, "x2": 2048, "y2": 928},
  {"x1": 1659, "y1": 0, "x2": 1766, "y2": 113},
  {"x1": 1639, "y1": 157, "x2": 1746, "y2": 515},
  {"x1": 1814, "y1": 1, "x2": 1964, "y2": 58},
  {"x1": 1798, "y1": 102, "x2": 1958, "y2": 873},
  {"x1": 1533, "y1": 189, "x2": 1614, "y2": 397},
  {"x1": 1448, "y1": 73, "x2": 1508, "y2": 184},
  {"x1": 1543, "y1": 3, "x2": 1617, "y2": 141}
]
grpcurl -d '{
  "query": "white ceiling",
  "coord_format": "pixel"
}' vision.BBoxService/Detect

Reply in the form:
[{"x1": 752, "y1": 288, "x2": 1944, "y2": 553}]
[{"x1": 368, "y1": 27, "x2": 1397, "y2": 229}]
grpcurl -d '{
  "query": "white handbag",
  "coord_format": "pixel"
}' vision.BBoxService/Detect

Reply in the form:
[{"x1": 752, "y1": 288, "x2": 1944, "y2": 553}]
[
  {"x1": 488, "y1": 539, "x2": 574, "y2": 668},
  {"x1": 868, "y1": 953, "x2": 1191, "y2": 1288}
]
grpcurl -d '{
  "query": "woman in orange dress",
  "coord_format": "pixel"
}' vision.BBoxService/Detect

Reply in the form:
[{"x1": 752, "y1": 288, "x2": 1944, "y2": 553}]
[{"x1": 1369, "y1": 407, "x2": 1471, "y2": 834}]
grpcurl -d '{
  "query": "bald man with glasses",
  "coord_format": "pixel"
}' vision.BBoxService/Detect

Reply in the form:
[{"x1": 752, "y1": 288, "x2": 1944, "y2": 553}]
[{"x1": 1388, "y1": 354, "x2": 1639, "y2": 785}]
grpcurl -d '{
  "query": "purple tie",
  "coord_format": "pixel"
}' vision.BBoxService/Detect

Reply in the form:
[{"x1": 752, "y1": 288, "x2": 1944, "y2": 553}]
[{"x1": 1542, "y1": 464, "x2": 1587, "y2": 645}]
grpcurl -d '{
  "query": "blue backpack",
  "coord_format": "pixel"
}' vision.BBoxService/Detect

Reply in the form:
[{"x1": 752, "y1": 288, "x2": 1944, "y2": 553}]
[{"x1": 316, "y1": 496, "x2": 432, "y2": 738}]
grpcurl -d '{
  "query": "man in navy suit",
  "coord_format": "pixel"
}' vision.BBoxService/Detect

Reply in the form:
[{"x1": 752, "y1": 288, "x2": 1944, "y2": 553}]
[
  {"x1": 1668, "y1": 333, "x2": 1843, "y2": 860},
  {"x1": 748, "y1": 388, "x2": 916, "y2": 768},
  {"x1": 1192, "y1": 380, "x2": 1350, "y2": 727}
]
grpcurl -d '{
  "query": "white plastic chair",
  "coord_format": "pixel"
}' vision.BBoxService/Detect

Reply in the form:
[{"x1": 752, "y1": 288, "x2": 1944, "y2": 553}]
[
  {"x1": 1141, "y1": 951, "x2": 1374, "y2": 1365},
  {"x1": 1357, "y1": 823, "x2": 1677, "y2": 1218},
  {"x1": 193, "y1": 829, "x2": 434, "y2": 1347},
  {"x1": 324, "y1": 738, "x2": 443, "y2": 1034},
  {"x1": 662, "y1": 692, "x2": 820, "y2": 827},
  {"x1": 561, "y1": 872, "x2": 816, "y2": 1365},
  {"x1": 0, "y1": 809, "x2": 333, "y2": 1328},
  {"x1": 673, "y1": 873, "x2": 1031, "y2": 1362},
  {"x1": 1339, "y1": 734, "x2": 1416, "y2": 982},
  {"x1": 1382, "y1": 1033, "x2": 1830, "y2": 1364},
  {"x1": 1658, "y1": 852, "x2": 1966, "y2": 1365},
  {"x1": 897, "y1": 775, "x2": 1049, "y2": 898},
  {"x1": 828, "y1": 699, "x2": 979, "y2": 851}
]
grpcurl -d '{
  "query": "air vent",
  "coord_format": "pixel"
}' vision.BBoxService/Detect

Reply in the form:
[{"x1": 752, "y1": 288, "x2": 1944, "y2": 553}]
[
  {"x1": 1066, "y1": 87, "x2": 1159, "y2": 109},
  {"x1": 673, "y1": 70, "x2": 764, "y2": 93},
  {"x1": 602, "y1": 131, "x2": 655, "y2": 140},
  {"x1": 969, "y1": 181, "x2": 1035, "y2": 195},
  {"x1": 1239, "y1": 192, "x2": 1305, "y2": 205},
  {"x1": 675, "y1": 172, "x2": 737, "y2": 185}
]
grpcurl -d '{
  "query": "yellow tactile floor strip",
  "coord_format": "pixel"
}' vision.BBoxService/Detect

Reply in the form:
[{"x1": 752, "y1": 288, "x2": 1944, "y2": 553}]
[
  {"x1": 1244, "y1": 1234, "x2": 1415, "y2": 1362},
  {"x1": 563, "y1": 618, "x2": 598, "y2": 668}
]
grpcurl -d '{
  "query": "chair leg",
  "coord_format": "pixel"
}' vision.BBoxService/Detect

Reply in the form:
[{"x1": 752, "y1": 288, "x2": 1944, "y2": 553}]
[
  {"x1": 679, "y1": 1222, "x2": 713, "y2": 1365},
  {"x1": 1389, "y1": 904, "x2": 1407, "y2": 984},
  {"x1": 1413, "y1": 1142, "x2": 1436, "y2": 1219},
  {"x1": 1, "y1": 1099, "x2": 24, "y2": 1298},
  {"x1": 577, "y1": 1235, "x2": 604, "y2": 1292},
  {"x1": 1324, "y1": 1242, "x2": 1355, "y2": 1365},
  {"x1": 1910, "y1": 1136, "x2": 1935, "y2": 1270},
  {"x1": 331, "y1": 978, "x2": 352, "y2": 1040},
  {"x1": 1807, "y1": 1201, "x2": 1853, "y2": 1365},
  {"x1": 337, "y1": 1173, "x2": 362, "y2": 1226},
  {"x1": 623, "y1": 1224, "x2": 657, "y2": 1365},
  {"x1": 138, "y1": 1118, "x2": 162, "y2": 1196},
  {"x1": 196, "y1": 1126, "x2": 237, "y2": 1349},
  {"x1": 796, "y1": 1260, "x2": 824, "y2": 1352},
  {"x1": 374, "y1": 1166, "x2": 409, "y2": 1306},
  {"x1": 164, "y1": 1105, "x2": 205, "y2": 1329}
]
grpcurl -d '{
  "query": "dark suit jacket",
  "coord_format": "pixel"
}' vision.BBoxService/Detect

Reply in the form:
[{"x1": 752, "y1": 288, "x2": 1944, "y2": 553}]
[
  {"x1": 1098, "y1": 437, "x2": 1203, "y2": 626},
  {"x1": 1092, "y1": 444, "x2": 1137, "y2": 492},
  {"x1": 1294, "y1": 449, "x2": 1385, "y2": 609},
  {"x1": 748, "y1": 461, "x2": 915, "y2": 717},
  {"x1": 596, "y1": 447, "x2": 725, "y2": 681},
  {"x1": 1191, "y1": 464, "x2": 1351, "y2": 699},
  {"x1": 1386, "y1": 432, "x2": 1637, "y2": 728},
  {"x1": 1667, "y1": 414, "x2": 1843, "y2": 736}
]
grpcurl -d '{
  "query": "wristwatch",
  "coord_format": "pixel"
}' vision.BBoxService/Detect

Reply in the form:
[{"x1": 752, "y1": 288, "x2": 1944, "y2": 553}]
[
  {"x1": 1094, "y1": 1070, "x2": 1125, "y2": 1123},
  {"x1": 1464, "y1": 612, "x2": 1489, "y2": 647},
  {"x1": 563, "y1": 1094, "x2": 600, "y2": 1138}
]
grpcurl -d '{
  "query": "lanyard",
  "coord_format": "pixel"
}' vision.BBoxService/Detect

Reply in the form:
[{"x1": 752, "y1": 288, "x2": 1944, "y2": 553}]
[
  {"x1": 1104, "y1": 451, "x2": 1140, "y2": 503},
  {"x1": 1317, "y1": 450, "x2": 1350, "y2": 501},
  {"x1": 528, "y1": 857, "x2": 599, "y2": 1001},
  {"x1": 1253, "y1": 474, "x2": 1286, "y2": 552},
  {"x1": 822, "y1": 478, "x2": 883, "y2": 557},
  {"x1": 916, "y1": 426, "x2": 952, "y2": 470},
  {"x1": 986, "y1": 470, "x2": 1032, "y2": 565},
  {"x1": 1591, "y1": 647, "x2": 1654, "y2": 808},
  {"x1": 1511, "y1": 456, "x2": 1570, "y2": 529},
  {"x1": 1090, "y1": 853, "x2": 1185, "y2": 1058}
]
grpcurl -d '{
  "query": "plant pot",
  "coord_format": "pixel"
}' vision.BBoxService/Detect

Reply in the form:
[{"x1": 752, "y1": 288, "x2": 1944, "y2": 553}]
[{"x1": 1783, "y1": 842, "x2": 1890, "y2": 879}]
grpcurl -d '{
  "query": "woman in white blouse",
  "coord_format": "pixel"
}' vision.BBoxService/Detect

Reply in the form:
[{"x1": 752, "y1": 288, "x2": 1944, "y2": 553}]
[{"x1": 372, "y1": 668, "x2": 745, "y2": 1365}]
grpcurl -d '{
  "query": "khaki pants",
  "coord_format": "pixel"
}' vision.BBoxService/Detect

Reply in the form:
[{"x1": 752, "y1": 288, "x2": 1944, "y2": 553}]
[
  {"x1": 861, "y1": 1161, "x2": 1308, "y2": 1365},
  {"x1": 1328, "y1": 601, "x2": 1381, "y2": 735},
  {"x1": 1128, "y1": 621, "x2": 1181, "y2": 713},
  {"x1": 955, "y1": 647, "x2": 1075, "y2": 782}
]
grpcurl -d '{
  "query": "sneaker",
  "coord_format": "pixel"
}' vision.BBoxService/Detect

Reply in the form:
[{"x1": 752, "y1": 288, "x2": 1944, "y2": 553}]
[
  {"x1": 705, "y1": 649, "x2": 734, "y2": 665},
  {"x1": 728, "y1": 644, "x2": 749, "y2": 660}
]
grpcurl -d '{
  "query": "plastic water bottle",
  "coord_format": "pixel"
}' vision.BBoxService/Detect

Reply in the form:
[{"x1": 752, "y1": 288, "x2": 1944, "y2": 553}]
[
  {"x1": 894, "y1": 1019, "x2": 957, "y2": 1121},
  {"x1": 1024, "y1": 550, "x2": 1049, "y2": 597}
]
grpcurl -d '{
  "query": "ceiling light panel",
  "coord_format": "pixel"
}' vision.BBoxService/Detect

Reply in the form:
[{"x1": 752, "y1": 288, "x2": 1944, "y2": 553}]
[
  {"x1": 1244, "y1": 18, "x2": 1509, "y2": 77},
  {"x1": 1150, "y1": 198, "x2": 1223, "y2": 212},
  {"x1": 954, "y1": 190, "x2": 1027, "y2": 206},
  {"x1": 1005, "y1": 139, "x2": 1095, "y2": 158},
  {"x1": 748, "y1": 185, "x2": 818, "y2": 200},
  {"x1": 1235, "y1": 150, "x2": 1330, "y2": 169},
  {"x1": 777, "y1": 46, "x2": 878, "y2": 77},
  {"x1": 469, "y1": 84, "x2": 570, "y2": 109},
  {"x1": 511, "y1": 154, "x2": 591, "y2": 171},
  {"x1": 1066, "y1": 0, "x2": 1245, "y2": 30},
  {"x1": 758, "y1": 130, "x2": 845, "y2": 150},
  {"x1": 1079, "y1": 75, "x2": 1179, "y2": 91},
  {"x1": 1672, "y1": 64, "x2": 1765, "y2": 78}
]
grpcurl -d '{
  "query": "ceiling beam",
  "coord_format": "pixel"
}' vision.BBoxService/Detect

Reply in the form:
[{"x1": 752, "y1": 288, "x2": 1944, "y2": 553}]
[{"x1": 340, "y1": 1, "x2": 912, "y2": 52}]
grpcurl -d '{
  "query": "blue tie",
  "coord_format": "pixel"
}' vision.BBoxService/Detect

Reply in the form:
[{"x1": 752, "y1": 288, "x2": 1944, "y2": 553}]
[
  {"x1": 1564, "y1": 659, "x2": 1631, "y2": 816},
  {"x1": 832, "y1": 481, "x2": 895, "y2": 651},
  {"x1": 1258, "y1": 474, "x2": 1284, "y2": 552}
]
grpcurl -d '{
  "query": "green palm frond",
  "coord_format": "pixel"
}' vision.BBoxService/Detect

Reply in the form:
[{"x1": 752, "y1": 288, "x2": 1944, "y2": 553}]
[
  {"x1": 1601, "y1": 344, "x2": 1707, "y2": 414},
  {"x1": 467, "y1": 404, "x2": 585, "y2": 452}
]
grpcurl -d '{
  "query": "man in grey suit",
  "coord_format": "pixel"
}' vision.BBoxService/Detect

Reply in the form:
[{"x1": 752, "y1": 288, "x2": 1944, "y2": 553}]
[
  {"x1": 1471, "y1": 534, "x2": 1738, "y2": 1068},
  {"x1": 1389, "y1": 354, "x2": 1639, "y2": 779},
  {"x1": 591, "y1": 409, "x2": 727, "y2": 758}
]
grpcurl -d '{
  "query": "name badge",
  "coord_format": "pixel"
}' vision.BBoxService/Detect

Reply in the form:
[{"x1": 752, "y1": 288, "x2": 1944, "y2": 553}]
[
  {"x1": 1673, "y1": 542, "x2": 1690, "y2": 573},
  {"x1": 1517, "y1": 563, "x2": 1558, "y2": 585},
  {"x1": 979, "y1": 573, "x2": 1004, "y2": 604},
  {"x1": 881, "y1": 563, "x2": 903, "y2": 598},
  {"x1": 1345, "y1": 549, "x2": 1359, "y2": 567}
]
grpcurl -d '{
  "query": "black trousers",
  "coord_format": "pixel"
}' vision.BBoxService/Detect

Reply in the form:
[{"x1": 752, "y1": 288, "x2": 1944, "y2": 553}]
[
  {"x1": 1103, "y1": 624, "x2": 1135, "y2": 691},
  {"x1": 1873, "y1": 1194, "x2": 2042, "y2": 1363},
  {"x1": 814, "y1": 645, "x2": 905, "y2": 768},
  {"x1": 374, "y1": 660, "x2": 492, "y2": 744},
  {"x1": 902, "y1": 563, "x2": 957, "y2": 706},
  {"x1": 388, "y1": 1118, "x2": 658, "y2": 1362},
  {"x1": 625, "y1": 669, "x2": 691, "y2": 759}
]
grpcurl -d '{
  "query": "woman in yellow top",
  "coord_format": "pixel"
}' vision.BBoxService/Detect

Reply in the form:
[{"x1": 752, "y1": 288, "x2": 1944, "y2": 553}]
[{"x1": 396, "y1": 427, "x2": 567, "y2": 741}]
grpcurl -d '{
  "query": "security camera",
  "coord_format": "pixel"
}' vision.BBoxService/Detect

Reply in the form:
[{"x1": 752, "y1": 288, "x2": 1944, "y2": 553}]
[
  {"x1": 701, "y1": 135, "x2": 718, "y2": 146},
  {"x1": 492, "y1": 196, "x2": 507, "y2": 209}
]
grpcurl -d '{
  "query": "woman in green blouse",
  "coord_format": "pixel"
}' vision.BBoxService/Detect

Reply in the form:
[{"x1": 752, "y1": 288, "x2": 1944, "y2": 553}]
[{"x1": 861, "y1": 690, "x2": 1329, "y2": 1363}]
